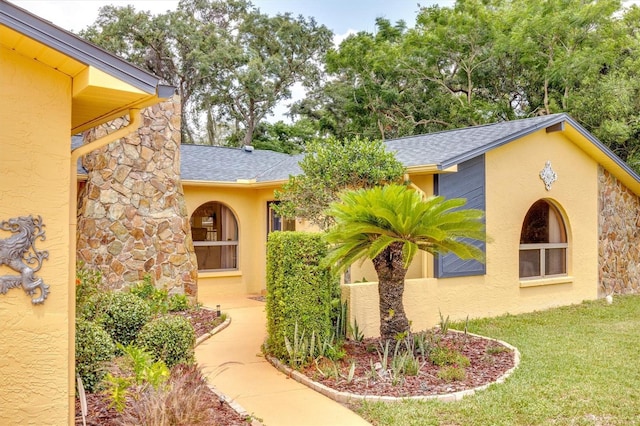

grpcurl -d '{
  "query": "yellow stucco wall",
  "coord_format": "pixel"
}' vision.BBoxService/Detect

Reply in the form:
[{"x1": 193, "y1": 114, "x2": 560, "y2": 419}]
[
  {"x1": 345, "y1": 128, "x2": 600, "y2": 337},
  {"x1": 0, "y1": 46, "x2": 72, "y2": 425},
  {"x1": 185, "y1": 184, "x2": 283, "y2": 302}
]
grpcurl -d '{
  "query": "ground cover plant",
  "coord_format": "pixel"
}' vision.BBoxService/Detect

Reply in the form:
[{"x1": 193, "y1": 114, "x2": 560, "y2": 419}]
[{"x1": 356, "y1": 295, "x2": 640, "y2": 425}]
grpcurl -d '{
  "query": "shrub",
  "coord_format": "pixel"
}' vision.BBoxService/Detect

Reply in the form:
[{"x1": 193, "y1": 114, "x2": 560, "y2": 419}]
[
  {"x1": 437, "y1": 365, "x2": 467, "y2": 382},
  {"x1": 103, "y1": 344, "x2": 170, "y2": 412},
  {"x1": 100, "y1": 292, "x2": 152, "y2": 347},
  {"x1": 168, "y1": 294, "x2": 190, "y2": 312},
  {"x1": 137, "y1": 315, "x2": 195, "y2": 368},
  {"x1": 76, "y1": 263, "x2": 104, "y2": 308},
  {"x1": 129, "y1": 275, "x2": 157, "y2": 300},
  {"x1": 76, "y1": 263, "x2": 110, "y2": 321},
  {"x1": 75, "y1": 319, "x2": 116, "y2": 392},
  {"x1": 130, "y1": 275, "x2": 191, "y2": 314},
  {"x1": 429, "y1": 345, "x2": 470, "y2": 367},
  {"x1": 265, "y1": 231, "x2": 340, "y2": 364},
  {"x1": 77, "y1": 292, "x2": 110, "y2": 322}
]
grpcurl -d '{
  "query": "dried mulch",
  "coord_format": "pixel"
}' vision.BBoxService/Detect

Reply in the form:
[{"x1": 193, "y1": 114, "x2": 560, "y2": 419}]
[{"x1": 298, "y1": 331, "x2": 515, "y2": 398}]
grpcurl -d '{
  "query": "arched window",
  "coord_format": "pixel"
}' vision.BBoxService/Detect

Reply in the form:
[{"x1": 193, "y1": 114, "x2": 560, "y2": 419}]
[
  {"x1": 190, "y1": 202, "x2": 238, "y2": 271},
  {"x1": 519, "y1": 200, "x2": 568, "y2": 279}
]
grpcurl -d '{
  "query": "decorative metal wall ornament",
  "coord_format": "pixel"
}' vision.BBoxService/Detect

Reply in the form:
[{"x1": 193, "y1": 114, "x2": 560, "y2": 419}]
[
  {"x1": 539, "y1": 161, "x2": 557, "y2": 191},
  {"x1": 0, "y1": 216, "x2": 50, "y2": 304}
]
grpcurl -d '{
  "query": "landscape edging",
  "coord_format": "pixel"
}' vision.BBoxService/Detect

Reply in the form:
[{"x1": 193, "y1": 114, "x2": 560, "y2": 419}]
[{"x1": 267, "y1": 331, "x2": 521, "y2": 404}]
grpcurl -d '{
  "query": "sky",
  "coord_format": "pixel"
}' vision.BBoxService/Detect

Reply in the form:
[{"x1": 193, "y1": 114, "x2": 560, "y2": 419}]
[{"x1": 9, "y1": 0, "x2": 454, "y2": 39}]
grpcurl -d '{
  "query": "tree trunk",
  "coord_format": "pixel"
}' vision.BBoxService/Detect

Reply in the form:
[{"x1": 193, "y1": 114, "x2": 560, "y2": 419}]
[{"x1": 372, "y1": 242, "x2": 410, "y2": 341}]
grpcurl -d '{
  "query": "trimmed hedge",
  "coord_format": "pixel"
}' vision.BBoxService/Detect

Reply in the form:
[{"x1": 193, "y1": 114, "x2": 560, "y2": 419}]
[
  {"x1": 265, "y1": 231, "x2": 340, "y2": 361},
  {"x1": 75, "y1": 319, "x2": 116, "y2": 392},
  {"x1": 136, "y1": 315, "x2": 195, "y2": 368},
  {"x1": 100, "y1": 292, "x2": 152, "y2": 347}
]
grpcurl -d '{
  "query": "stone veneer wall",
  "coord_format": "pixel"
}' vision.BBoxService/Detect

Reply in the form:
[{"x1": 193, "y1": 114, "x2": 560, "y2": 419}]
[
  {"x1": 76, "y1": 96, "x2": 198, "y2": 296},
  {"x1": 598, "y1": 166, "x2": 640, "y2": 296}
]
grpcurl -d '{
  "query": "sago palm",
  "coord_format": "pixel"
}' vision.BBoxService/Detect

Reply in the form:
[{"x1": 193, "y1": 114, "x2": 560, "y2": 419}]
[{"x1": 324, "y1": 184, "x2": 486, "y2": 340}]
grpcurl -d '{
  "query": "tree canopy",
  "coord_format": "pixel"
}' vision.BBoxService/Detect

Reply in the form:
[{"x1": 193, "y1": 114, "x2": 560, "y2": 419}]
[
  {"x1": 80, "y1": 0, "x2": 640, "y2": 173},
  {"x1": 274, "y1": 136, "x2": 405, "y2": 229},
  {"x1": 81, "y1": 0, "x2": 332, "y2": 146}
]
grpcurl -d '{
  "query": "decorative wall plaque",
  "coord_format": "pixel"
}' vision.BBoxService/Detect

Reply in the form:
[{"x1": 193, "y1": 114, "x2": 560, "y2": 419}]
[
  {"x1": 0, "y1": 216, "x2": 50, "y2": 304},
  {"x1": 539, "y1": 161, "x2": 557, "y2": 191}
]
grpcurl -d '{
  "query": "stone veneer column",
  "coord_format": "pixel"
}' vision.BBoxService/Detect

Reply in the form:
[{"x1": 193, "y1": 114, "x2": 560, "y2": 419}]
[
  {"x1": 76, "y1": 96, "x2": 198, "y2": 297},
  {"x1": 598, "y1": 166, "x2": 640, "y2": 296}
]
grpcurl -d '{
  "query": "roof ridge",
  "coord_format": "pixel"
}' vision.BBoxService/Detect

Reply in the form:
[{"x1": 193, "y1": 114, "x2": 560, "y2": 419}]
[{"x1": 384, "y1": 113, "x2": 567, "y2": 144}]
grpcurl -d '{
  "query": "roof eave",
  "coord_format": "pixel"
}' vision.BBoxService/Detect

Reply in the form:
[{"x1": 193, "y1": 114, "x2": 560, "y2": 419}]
[
  {"x1": 439, "y1": 114, "x2": 571, "y2": 169},
  {"x1": 0, "y1": 0, "x2": 166, "y2": 95},
  {"x1": 181, "y1": 179, "x2": 287, "y2": 189},
  {"x1": 561, "y1": 116, "x2": 640, "y2": 194},
  {"x1": 405, "y1": 164, "x2": 458, "y2": 174}
]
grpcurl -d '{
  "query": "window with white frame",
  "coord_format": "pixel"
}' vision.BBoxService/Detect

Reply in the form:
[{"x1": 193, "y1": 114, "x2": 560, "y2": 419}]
[
  {"x1": 190, "y1": 202, "x2": 238, "y2": 271},
  {"x1": 519, "y1": 200, "x2": 568, "y2": 279}
]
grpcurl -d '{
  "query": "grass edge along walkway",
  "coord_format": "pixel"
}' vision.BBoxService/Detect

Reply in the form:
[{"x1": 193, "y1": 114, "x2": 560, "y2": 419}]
[{"x1": 357, "y1": 295, "x2": 640, "y2": 426}]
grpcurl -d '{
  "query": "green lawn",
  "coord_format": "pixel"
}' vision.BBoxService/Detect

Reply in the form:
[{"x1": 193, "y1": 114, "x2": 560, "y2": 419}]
[{"x1": 357, "y1": 295, "x2": 640, "y2": 425}]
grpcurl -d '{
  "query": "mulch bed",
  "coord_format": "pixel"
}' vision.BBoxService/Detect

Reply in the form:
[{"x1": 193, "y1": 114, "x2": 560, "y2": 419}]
[
  {"x1": 75, "y1": 308, "x2": 251, "y2": 426},
  {"x1": 76, "y1": 307, "x2": 515, "y2": 425},
  {"x1": 298, "y1": 331, "x2": 516, "y2": 398}
]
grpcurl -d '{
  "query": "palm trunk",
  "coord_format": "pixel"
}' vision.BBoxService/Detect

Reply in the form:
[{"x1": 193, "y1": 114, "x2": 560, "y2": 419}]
[{"x1": 372, "y1": 242, "x2": 410, "y2": 341}]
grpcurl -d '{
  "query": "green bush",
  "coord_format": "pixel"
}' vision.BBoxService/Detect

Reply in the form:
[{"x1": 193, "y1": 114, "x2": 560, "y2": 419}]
[
  {"x1": 129, "y1": 275, "x2": 157, "y2": 300},
  {"x1": 100, "y1": 292, "x2": 152, "y2": 347},
  {"x1": 130, "y1": 275, "x2": 191, "y2": 314},
  {"x1": 265, "y1": 231, "x2": 340, "y2": 364},
  {"x1": 77, "y1": 292, "x2": 104, "y2": 321},
  {"x1": 75, "y1": 319, "x2": 116, "y2": 393},
  {"x1": 136, "y1": 315, "x2": 195, "y2": 368},
  {"x1": 429, "y1": 345, "x2": 471, "y2": 367},
  {"x1": 75, "y1": 263, "x2": 104, "y2": 309},
  {"x1": 437, "y1": 365, "x2": 467, "y2": 382},
  {"x1": 76, "y1": 264, "x2": 111, "y2": 321},
  {"x1": 168, "y1": 294, "x2": 190, "y2": 312}
]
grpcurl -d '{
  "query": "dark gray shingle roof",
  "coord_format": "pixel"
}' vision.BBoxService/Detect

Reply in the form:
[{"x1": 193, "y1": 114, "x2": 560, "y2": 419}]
[
  {"x1": 386, "y1": 114, "x2": 566, "y2": 169},
  {"x1": 180, "y1": 144, "x2": 302, "y2": 182},
  {"x1": 77, "y1": 113, "x2": 640, "y2": 186},
  {"x1": 179, "y1": 114, "x2": 568, "y2": 183}
]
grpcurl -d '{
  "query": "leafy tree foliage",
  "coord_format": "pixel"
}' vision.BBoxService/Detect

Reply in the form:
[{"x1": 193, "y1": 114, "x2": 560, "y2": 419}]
[
  {"x1": 293, "y1": 0, "x2": 640, "y2": 171},
  {"x1": 274, "y1": 136, "x2": 405, "y2": 229},
  {"x1": 81, "y1": 0, "x2": 640, "y2": 171},
  {"x1": 249, "y1": 119, "x2": 318, "y2": 154},
  {"x1": 323, "y1": 185, "x2": 485, "y2": 340},
  {"x1": 81, "y1": 0, "x2": 332, "y2": 146}
]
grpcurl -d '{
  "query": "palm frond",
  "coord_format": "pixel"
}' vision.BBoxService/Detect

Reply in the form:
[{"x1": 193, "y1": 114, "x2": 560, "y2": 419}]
[{"x1": 324, "y1": 184, "x2": 486, "y2": 273}]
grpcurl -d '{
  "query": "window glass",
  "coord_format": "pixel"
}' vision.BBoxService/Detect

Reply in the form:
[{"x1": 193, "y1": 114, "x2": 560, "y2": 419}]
[
  {"x1": 519, "y1": 200, "x2": 567, "y2": 279},
  {"x1": 191, "y1": 202, "x2": 238, "y2": 271},
  {"x1": 267, "y1": 201, "x2": 295, "y2": 235},
  {"x1": 519, "y1": 249, "x2": 540, "y2": 278}
]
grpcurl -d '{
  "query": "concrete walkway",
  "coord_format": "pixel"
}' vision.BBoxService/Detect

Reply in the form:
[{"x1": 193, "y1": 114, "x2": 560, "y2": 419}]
[{"x1": 195, "y1": 295, "x2": 372, "y2": 426}]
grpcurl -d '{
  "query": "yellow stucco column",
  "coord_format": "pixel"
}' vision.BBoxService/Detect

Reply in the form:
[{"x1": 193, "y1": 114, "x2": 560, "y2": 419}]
[{"x1": 0, "y1": 47, "x2": 73, "y2": 424}]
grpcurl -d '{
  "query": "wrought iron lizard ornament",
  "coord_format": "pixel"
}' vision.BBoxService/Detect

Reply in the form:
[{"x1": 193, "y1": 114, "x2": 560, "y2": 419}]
[
  {"x1": 539, "y1": 161, "x2": 557, "y2": 191},
  {"x1": 0, "y1": 216, "x2": 50, "y2": 304}
]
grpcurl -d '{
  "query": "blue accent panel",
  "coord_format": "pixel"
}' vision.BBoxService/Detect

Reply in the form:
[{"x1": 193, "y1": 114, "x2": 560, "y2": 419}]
[{"x1": 435, "y1": 155, "x2": 486, "y2": 278}]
